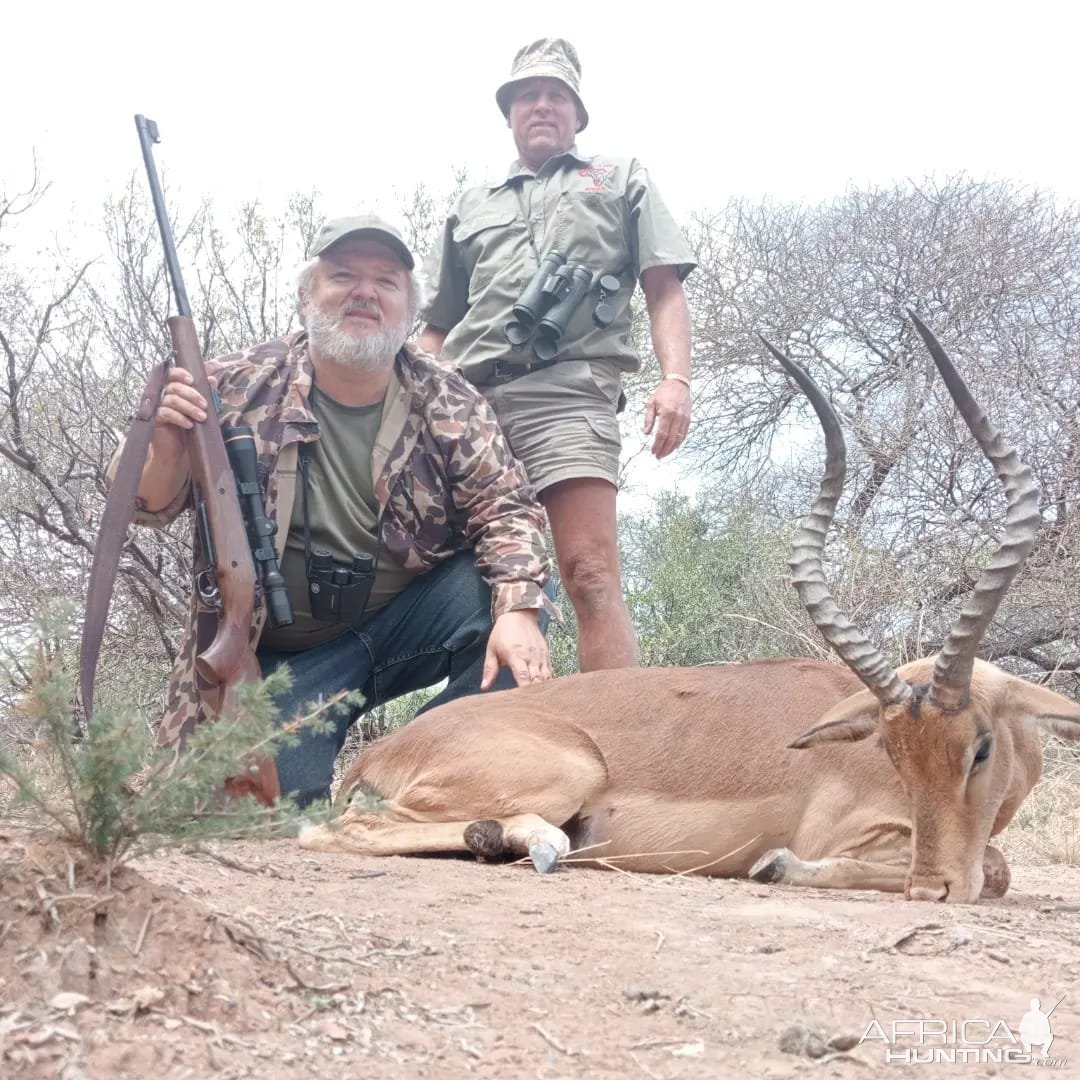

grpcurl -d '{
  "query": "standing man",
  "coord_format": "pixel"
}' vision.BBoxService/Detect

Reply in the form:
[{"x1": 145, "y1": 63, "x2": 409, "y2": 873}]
[
  {"x1": 123, "y1": 216, "x2": 556, "y2": 806},
  {"x1": 419, "y1": 37, "x2": 696, "y2": 671}
]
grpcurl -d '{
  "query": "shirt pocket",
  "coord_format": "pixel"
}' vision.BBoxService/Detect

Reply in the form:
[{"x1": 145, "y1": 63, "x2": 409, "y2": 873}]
[
  {"x1": 452, "y1": 208, "x2": 519, "y2": 295},
  {"x1": 553, "y1": 192, "x2": 630, "y2": 274}
]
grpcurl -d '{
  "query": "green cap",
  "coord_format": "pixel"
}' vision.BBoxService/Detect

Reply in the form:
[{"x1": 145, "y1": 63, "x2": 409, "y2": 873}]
[{"x1": 310, "y1": 214, "x2": 414, "y2": 269}]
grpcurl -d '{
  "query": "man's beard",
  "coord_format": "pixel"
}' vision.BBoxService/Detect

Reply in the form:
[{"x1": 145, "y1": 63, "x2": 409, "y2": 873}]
[{"x1": 304, "y1": 302, "x2": 408, "y2": 370}]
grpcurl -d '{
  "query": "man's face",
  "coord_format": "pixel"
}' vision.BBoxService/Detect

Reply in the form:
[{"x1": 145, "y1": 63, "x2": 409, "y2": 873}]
[
  {"x1": 301, "y1": 238, "x2": 411, "y2": 368},
  {"x1": 508, "y1": 77, "x2": 580, "y2": 168},
  {"x1": 308, "y1": 238, "x2": 410, "y2": 334}
]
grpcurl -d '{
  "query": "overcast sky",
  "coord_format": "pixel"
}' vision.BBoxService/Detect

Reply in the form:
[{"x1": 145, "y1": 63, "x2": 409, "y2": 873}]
[
  {"x1": 5, "y1": 1, "x2": 1078, "y2": 225},
  {"x1": 4, "y1": 0, "x2": 1077, "y2": 500}
]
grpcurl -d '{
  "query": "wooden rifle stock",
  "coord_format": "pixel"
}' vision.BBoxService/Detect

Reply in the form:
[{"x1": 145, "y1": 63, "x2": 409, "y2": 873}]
[{"x1": 167, "y1": 315, "x2": 257, "y2": 687}]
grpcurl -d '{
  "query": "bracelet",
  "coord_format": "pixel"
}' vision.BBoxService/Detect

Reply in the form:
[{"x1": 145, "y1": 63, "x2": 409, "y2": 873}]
[{"x1": 662, "y1": 372, "x2": 691, "y2": 389}]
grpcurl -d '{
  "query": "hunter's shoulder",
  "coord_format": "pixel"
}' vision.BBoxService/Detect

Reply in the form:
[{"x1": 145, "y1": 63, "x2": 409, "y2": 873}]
[
  {"x1": 400, "y1": 343, "x2": 487, "y2": 415},
  {"x1": 206, "y1": 334, "x2": 303, "y2": 375}
]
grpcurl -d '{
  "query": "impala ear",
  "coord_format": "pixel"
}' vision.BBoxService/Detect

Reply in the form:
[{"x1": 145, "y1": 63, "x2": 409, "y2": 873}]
[
  {"x1": 1006, "y1": 678, "x2": 1080, "y2": 742},
  {"x1": 789, "y1": 688, "x2": 880, "y2": 749}
]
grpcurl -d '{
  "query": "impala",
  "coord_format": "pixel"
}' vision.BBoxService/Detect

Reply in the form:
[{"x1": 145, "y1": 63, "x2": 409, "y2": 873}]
[{"x1": 299, "y1": 315, "x2": 1080, "y2": 903}]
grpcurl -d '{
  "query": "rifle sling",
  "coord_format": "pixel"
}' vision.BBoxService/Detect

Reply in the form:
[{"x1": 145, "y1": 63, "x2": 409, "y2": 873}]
[
  {"x1": 81, "y1": 362, "x2": 281, "y2": 807},
  {"x1": 80, "y1": 361, "x2": 169, "y2": 719}
]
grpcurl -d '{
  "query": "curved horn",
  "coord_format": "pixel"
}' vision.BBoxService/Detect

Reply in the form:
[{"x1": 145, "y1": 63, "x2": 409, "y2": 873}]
[
  {"x1": 908, "y1": 312, "x2": 1042, "y2": 711},
  {"x1": 760, "y1": 336, "x2": 911, "y2": 706}
]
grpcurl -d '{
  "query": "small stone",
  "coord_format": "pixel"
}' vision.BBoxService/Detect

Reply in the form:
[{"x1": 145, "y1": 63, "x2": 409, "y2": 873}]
[
  {"x1": 133, "y1": 986, "x2": 165, "y2": 1011},
  {"x1": 987, "y1": 950, "x2": 1011, "y2": 964},
  {"x1": 316, "y1": 1019, "x2": 350, "y2": 1041},
  {"x1": 779, "y1": 1023, "x2": 828, "y2": 1059},
  {"x1": 48, "y1": 992, "x2": 91, "y2": 1012},
  {"x1": 670, "y1": 1041, "x2": 704, "y2": 1058},
  {"x1": 827, "y1": 1033, "x2": 860, "y2": 1052}
]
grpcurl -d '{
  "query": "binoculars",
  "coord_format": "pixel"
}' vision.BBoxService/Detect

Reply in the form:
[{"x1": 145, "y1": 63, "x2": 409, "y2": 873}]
[
  {"x1": 504, "y1": 252, "x2": 620, "y2": 362},
  {"x1": 307, "y1": 549, "x2": 375, "y2": 623}
]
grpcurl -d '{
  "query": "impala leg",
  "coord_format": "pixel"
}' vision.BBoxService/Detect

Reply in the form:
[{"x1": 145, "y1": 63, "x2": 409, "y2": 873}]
[
  {"x1": 464, "y1": 814, "x2": 571, "y2": 873},
  {"x1": 299, "y1": 813, "x2": 477, "y2": 856},
  {"x1": 749, "y1": 848, "x2": 908, "y2": 893},
  {"x1": 299, "y1": 809, "x2": 570, "y2": 873},
  {"x1": 749, "y1": 845, "x2": 1010, "y2": 898}
]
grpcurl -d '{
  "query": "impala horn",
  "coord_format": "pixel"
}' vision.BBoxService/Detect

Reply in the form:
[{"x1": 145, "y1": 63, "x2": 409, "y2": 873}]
[
  {"x1": 908, "y1": 312, "x2": 1041, "y2": 711},
  {"x1": 761, "y1": 336, "x2": 912, "y2": 706}
]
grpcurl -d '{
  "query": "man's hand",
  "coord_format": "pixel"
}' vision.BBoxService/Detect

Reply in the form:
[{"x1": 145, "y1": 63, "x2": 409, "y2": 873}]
[
  {"x1": 136, "y1": 367, "x2": 216, "y2": 512},
  {"x1": 481, "y1": 609, "x2": 553, "y2": 689},
  {"x1": 155, "y1": 366, "x2": 211, "y2": 432},
  {"x1": 643, "y1": 378, "x2": 691, "y2": 459}
]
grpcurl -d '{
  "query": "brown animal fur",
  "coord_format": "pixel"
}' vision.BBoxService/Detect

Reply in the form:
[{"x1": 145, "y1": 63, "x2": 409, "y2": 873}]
[{"x1": 298, "y1": 656, "x2": 1080, "y2": 902}]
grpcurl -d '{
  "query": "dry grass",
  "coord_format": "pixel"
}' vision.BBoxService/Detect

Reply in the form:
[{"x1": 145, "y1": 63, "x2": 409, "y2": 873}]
[{"x1": 999, "y1": 738, "x2": 1080, "y2": 867}]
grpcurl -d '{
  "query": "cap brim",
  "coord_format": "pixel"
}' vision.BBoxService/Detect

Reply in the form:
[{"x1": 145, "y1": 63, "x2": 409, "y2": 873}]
[{"x1": 315, "y1": 228, "x2": 414, "y2": 270}]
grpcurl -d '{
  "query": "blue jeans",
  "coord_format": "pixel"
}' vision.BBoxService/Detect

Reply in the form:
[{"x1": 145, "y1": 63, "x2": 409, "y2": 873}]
[{"x1": 257, "y1": 552, "x2": 540, "y2": 807}]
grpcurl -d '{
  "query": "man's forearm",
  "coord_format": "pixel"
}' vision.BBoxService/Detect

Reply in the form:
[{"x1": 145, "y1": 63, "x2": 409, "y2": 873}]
[
  {"x1": 136, "y1": 430, "x2": 191, "y2": 513},
  {"x1": 641, "y1": 267, "x2": 691, "y2": 380}
]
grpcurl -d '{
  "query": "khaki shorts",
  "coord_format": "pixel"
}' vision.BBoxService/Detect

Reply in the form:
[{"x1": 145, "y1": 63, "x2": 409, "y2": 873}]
[{"x1": 481, "y1": 359, "x2": 623, "y2": 493}]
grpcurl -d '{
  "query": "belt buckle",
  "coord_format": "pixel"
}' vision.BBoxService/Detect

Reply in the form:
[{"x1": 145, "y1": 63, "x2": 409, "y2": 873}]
[{"x1": 492, "y1": 358, "x2": 531, "y2": 382}]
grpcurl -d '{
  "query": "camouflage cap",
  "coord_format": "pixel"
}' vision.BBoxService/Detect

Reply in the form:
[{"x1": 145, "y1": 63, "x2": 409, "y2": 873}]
[
  {"x1": 496, "y1": 37, "x2": 589, "y2": 132},
  {"x1": 310, "y1": 214, "x2": 414, "y2": 270}
]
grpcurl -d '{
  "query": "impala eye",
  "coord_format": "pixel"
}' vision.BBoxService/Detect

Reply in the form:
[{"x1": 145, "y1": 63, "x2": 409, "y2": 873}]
[{"x1": 971, "y1": 737, "x2": 993, "y2": 770}]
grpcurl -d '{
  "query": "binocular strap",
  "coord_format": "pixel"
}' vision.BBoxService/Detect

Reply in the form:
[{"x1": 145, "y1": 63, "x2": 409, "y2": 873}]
[{"x1": 298, "y1": 441, "x2": 384, "y2": 609}]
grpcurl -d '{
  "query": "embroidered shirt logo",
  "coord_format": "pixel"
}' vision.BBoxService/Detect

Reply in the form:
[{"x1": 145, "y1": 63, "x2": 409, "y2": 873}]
[{"x1": 579, "y1": 163, "x2": 614, "y2": 193}]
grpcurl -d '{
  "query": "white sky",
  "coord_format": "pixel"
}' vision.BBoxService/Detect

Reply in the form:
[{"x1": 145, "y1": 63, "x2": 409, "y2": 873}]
[{"x1": 4, "y1": 0, "x2": 1078, "y2": 503}]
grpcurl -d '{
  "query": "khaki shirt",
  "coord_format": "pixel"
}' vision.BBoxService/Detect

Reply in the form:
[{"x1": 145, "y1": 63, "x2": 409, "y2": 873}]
[{"x1": 421, "y1": 148, "x2": 696, "y2": 384}]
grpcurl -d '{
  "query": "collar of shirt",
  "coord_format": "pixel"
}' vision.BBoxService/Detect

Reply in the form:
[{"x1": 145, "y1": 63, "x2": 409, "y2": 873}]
[
  {"x1": 282, "y1": 332, "x2": 420, "y2": 424},
  {"x1": 488, "y1": 144, "x2": 593, "y2": 190}
]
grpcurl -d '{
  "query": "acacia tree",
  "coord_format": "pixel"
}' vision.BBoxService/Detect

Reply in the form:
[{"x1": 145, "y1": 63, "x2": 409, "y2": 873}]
[{"x1": 673, "y1": 177, "x2": 1080, "y2": 690}]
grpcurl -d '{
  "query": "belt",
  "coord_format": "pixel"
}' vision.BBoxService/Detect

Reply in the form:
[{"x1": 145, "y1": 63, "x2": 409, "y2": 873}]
[{"x1": 482, "y1": 354, "x2": 560, "y2": 387}]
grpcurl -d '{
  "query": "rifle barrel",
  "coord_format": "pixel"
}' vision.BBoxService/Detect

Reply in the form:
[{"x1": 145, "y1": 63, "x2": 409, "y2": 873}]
[{"x1": 134, "y1": 114, "x2": 192, "y2": 319}]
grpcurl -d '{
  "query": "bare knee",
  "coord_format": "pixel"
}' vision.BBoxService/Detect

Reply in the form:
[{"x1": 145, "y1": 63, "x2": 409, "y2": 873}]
[{"x1": 561, "y1": 551, "x2": 620, "y2": 613}]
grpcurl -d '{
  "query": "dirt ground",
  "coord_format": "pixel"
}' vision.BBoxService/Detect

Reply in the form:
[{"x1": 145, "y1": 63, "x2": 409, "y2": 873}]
[{"x1": 1, "y1": 831, "x2": 1077, "y2": 1079}]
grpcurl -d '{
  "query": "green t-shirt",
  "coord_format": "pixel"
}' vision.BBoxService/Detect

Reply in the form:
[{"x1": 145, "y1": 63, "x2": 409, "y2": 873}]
[{"x1": 259, "y1": 384, "x2": 419, "y2": 652}]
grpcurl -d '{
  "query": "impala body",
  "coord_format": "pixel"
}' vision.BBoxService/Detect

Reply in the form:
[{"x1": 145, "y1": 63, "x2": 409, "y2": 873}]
[{"x1": 299, "y1": 317, "x2": 1080, "y2": 903}]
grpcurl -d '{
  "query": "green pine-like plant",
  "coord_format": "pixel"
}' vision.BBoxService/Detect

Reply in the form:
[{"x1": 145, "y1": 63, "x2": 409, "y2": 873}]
[{"x1": 1, "y1": 603, "x2": 359, "y2": 877}]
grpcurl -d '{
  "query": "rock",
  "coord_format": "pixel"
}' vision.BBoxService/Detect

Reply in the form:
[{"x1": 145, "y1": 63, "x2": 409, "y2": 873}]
[
  {"x1": 779, "y1": 1022, "x2": 828, "y2": 1058},
  {"x1": 48, "y1": 992, "x2": 91, "y2": 1012}
]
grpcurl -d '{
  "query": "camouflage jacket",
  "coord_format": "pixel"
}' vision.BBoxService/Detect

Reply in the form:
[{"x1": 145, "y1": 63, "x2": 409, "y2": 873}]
[{"x1": 117, "y1": 334, "x2": 555, "y2": 748}]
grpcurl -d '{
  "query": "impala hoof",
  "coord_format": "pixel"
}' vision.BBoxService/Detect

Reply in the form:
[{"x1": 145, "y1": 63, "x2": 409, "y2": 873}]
[
  {"x1": 749, "y1": 848, "x2": 792, "y2": 885},
  {"x1": 529, "y1": 842, "x2": 562, "y2": 875}
]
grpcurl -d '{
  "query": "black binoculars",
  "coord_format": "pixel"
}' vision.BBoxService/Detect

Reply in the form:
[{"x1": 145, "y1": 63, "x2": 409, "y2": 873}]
[
  {"x1": 504, "y1": 251, "x2": 620, "y2": 362},
  {"x1": 222, "y1": 424, "x2": 293, "y2": 628},
  {"x1": 308, "y1": 548, "x2": 375, "y2": 623}
]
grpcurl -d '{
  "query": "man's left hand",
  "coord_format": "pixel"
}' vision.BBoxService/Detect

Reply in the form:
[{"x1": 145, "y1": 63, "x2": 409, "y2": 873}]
[
  {"x1": 643, "y1": 379, "x2": 691, "y2": 459},
  {"x1": 482, "y1": 609, "x2": 553, "y2": 688}
]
